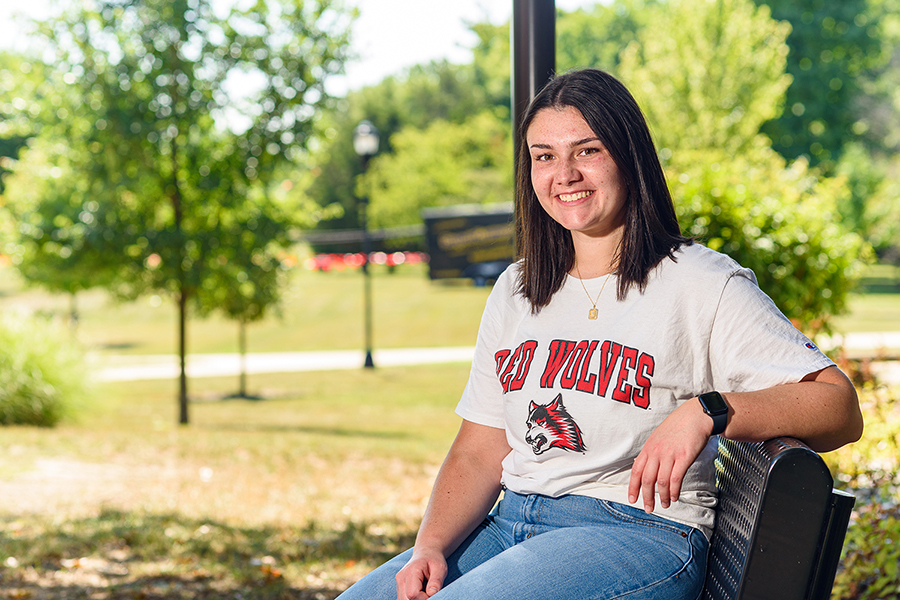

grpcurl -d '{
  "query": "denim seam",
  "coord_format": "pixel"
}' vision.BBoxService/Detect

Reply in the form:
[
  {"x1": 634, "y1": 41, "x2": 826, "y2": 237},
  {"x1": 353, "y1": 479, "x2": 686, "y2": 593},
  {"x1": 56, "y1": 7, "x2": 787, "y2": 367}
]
[{"x1": 594, "y1": 499, "x2": 691, "y2": 538}]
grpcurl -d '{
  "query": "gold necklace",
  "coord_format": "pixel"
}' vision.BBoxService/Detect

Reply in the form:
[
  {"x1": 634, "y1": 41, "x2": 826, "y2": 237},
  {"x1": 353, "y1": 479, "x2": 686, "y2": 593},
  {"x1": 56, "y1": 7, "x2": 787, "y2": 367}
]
[{"x1": 574, "y1": 261, "x2": 612, "y2": 320}]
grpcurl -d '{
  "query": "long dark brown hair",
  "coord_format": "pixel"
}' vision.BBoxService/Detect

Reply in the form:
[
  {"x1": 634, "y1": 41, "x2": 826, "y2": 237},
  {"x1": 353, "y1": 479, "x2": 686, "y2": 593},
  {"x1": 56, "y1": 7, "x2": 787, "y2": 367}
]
[{"x1": 515, "y1": 68, "x2": 689, "y2": 312}]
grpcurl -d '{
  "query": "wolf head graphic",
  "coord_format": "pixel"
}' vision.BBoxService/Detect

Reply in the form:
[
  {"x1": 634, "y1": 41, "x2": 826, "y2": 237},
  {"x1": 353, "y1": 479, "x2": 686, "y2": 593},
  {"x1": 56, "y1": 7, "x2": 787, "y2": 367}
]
[{"x1": 525, "y1": 394, "x2": 586, "y2": 455}]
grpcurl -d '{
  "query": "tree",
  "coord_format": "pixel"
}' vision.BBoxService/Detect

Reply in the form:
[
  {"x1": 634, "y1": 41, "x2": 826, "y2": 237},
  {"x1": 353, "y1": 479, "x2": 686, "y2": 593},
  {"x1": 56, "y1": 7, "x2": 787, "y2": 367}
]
[
  {"x1": 193, "y1": 173, "x2": 311, "y2": 398},
  {"x1": 305, "y1": 58, "x2": 501, "y2": 236},
  {"x1": 619, "y1": 0, "x2": 791, "y2": 157},
  {"x1": 752, "y1": 0, "x2": 893, "y2": 171},
  {"x1": 619, "y1": 0, "x2": 870, "y2": 333},
  {"x1": 0, "y1": 53, "x2": 45, "y2": 194},
  {"x1": 557, "y1": 0, "x2": 658, "y2": 73},
  {"x1": 5, "y1": 0, "x2": 352, "y2": 423},
  {"x1": 359, "y1": 111, "x2": 513, "y2": 229}
]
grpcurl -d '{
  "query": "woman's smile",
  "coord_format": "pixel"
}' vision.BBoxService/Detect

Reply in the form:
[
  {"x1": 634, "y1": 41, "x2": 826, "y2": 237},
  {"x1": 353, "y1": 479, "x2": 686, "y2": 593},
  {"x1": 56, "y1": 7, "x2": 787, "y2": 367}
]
[{"x1": 558, "y1": 190, "x2": 594, "y2": 203}]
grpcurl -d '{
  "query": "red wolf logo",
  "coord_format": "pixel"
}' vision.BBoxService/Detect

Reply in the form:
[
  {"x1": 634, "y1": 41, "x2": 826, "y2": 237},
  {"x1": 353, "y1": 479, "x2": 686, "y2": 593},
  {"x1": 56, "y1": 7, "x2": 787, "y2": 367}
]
[{"x1": 525, "y1": 394, "x2": 586, "y2": 455}]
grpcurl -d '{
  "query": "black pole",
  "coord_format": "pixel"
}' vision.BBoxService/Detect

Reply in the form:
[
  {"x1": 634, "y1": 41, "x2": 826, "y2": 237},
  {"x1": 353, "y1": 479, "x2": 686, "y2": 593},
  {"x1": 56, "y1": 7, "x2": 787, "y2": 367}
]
[
  {"x1": 360, "y1": 157, "x2": 375, "y2": 369},
  {"x1": 511, "y1": 0, "x2": 556, "y2": 173}
]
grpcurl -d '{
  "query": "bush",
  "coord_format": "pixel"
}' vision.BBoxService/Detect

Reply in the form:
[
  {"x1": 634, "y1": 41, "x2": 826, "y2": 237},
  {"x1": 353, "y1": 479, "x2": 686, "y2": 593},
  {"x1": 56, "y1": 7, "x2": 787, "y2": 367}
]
[
  {"x1": 0, "y1": 312, "x2": 88, "y2": 426},
  {"x1": 835, "y1": 502, "x2": 900, "y2": 599},
  {"x1": 824, "y1": 380, "x2": 900, "y2": 600},
  {"x1": 668, "y1": 148, "x2": 871, "y2": 336}
]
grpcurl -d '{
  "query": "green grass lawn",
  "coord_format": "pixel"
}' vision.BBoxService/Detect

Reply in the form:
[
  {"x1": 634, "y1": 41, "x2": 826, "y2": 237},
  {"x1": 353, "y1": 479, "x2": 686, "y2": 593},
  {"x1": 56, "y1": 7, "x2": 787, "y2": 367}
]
[
  {"x1": 0, "y1": 263, "x2": 492, "y2": 356},
  {"x1": 1, "y1": 262, "x2": 485, "y2": 597},
  {"x1": 832, "y1": 292, "x2": 900, "y2": 333}
]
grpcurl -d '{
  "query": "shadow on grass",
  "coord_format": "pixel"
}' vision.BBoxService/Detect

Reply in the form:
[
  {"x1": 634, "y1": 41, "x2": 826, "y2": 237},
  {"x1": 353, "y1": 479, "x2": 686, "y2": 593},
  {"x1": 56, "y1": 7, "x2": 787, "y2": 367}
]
[
  {"x1": 196, "y1": 422, "x2": 416, "y2": 440},
  {"x1": 0, "y1": 509, "x2": 416, "y2": 600}
]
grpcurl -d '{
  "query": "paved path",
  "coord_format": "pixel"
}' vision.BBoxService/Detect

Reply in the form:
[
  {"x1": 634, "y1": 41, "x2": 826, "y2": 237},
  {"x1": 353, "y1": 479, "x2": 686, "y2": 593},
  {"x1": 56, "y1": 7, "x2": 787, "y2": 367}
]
[
  {"x1": 91, "y1": 331, "x2": 900, "y2": 383},
  {"x1": 93, "y1": 347, "x2": 477, "y2": 381},
  {"x1": 818, "y1": 331, "x2": 900, "y2": 355}
]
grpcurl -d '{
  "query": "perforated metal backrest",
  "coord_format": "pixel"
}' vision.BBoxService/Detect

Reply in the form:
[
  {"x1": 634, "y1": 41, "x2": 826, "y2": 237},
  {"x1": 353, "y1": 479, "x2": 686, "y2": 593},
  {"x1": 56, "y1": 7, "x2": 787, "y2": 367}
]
[{"x1": 702, "y1": 437, "x2": 853, "y2": 600}]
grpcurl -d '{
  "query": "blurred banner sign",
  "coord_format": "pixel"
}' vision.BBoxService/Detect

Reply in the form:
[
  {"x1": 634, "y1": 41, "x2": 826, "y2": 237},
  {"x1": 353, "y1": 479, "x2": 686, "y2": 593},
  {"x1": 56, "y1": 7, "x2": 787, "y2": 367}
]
[{"x1": 422, "y1": 202, "x2": 515, "y2": 283}]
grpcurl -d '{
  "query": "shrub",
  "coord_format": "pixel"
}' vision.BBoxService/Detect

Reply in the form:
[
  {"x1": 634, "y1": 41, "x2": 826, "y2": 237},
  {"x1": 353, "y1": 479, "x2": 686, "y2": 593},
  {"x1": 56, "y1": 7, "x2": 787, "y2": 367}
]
[
  {"x1": 0, "y1": 312, "x2": 88, "y2": 426},
  {"x1": 834, "y1": 502, "x2": 900, "y2": 599},
  {"x1": 668, "y1": 148, "x2": 871, "y2": 336},
  {"x1": 825, "y1": 381, "x2": 900, "y2": 600}
]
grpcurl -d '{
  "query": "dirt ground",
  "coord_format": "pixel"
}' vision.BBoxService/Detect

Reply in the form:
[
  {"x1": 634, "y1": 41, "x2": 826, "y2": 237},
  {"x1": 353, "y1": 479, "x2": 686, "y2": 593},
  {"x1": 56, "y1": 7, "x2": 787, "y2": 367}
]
[{"x1": 0, "y1": 455, "x2": 434, "y2": 599}]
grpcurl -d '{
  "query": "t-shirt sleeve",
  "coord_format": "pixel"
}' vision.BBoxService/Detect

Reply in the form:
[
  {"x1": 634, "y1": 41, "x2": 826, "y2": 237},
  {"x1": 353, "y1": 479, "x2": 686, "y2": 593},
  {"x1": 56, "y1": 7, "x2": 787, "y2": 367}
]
[
  {"x1": 708, "y1": 269, "x2": 834, "y2": 392},
  {"x1": 454, "y1": 271, "x2": 513, "y2": 430}
]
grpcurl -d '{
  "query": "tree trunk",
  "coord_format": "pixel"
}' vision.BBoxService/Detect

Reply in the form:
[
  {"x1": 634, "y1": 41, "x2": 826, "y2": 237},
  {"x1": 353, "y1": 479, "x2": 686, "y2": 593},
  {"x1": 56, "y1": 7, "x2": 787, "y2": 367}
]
[
  {"x1": 69, "y1": 292, "x2": 78, "y2": 329},
  {"x1": 178, "y1": 287, "x2": 189, "y2": 424},
  {"x1": 238, "y1": 319, "x2": 247, "y2": 398},
  {"x1": 171, "y1": 116, "x2": 189, "y2": 425}
]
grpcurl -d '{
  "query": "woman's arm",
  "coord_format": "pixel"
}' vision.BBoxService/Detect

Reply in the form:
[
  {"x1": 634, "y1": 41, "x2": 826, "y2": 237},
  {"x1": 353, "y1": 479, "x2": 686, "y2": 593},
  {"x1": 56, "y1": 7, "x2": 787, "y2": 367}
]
[
  {"x1": 628, "y1": 365, "x2": 862, "y2": 513},
  {"x1": 717, "y1": 365, "x2": 863, "y2": 451},
  {"x1": 396, "y1": 419, "x2": 511, "y2": 600}
]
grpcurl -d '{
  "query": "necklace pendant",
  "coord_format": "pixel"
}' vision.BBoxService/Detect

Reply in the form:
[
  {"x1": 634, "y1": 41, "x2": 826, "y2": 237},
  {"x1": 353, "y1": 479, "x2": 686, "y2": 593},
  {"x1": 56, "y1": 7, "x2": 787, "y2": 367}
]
[{"x1": 588, "y1": 307, "x2": 599, "y2": 320}]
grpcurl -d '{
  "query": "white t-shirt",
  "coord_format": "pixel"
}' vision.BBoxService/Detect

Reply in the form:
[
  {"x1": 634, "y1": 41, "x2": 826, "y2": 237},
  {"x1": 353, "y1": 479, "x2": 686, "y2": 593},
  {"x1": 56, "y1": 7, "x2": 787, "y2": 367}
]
[{"x1": 455, "y1": 243, "x2": 834, "y2": 538}]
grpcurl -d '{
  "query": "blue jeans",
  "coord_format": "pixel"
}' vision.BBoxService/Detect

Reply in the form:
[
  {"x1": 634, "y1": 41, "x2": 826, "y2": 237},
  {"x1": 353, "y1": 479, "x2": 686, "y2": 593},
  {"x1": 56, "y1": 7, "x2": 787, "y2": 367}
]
[{"x1": 336, "y1": 490, "x2": 709, "y2": 600}]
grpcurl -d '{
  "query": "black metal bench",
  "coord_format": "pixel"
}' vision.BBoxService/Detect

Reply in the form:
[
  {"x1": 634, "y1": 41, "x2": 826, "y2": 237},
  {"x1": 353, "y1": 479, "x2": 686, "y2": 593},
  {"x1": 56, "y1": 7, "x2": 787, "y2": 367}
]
[{"x1": 703, "y1": 437, "x2": 855, "y2": 600}]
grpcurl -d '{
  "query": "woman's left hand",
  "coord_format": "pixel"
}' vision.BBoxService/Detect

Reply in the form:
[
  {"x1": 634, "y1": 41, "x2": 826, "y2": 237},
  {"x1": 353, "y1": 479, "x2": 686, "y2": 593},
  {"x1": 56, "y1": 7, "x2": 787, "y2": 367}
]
[{"x1": 627, "y1": 398, "x2": 713, "y2": 513}]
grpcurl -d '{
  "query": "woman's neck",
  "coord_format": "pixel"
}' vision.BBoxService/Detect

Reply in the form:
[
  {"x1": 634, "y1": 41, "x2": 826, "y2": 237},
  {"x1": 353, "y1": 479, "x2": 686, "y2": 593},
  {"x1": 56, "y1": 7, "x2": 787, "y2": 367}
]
[{"x1": 570, "y1": 232, "x2": 621, "y2": 278}]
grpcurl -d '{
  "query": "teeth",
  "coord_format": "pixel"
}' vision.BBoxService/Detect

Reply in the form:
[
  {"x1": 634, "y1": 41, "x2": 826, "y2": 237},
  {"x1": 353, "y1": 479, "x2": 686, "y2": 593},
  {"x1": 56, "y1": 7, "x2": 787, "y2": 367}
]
[{"x1": 559, "y1": 190, "x2": 592, "y2": 202}]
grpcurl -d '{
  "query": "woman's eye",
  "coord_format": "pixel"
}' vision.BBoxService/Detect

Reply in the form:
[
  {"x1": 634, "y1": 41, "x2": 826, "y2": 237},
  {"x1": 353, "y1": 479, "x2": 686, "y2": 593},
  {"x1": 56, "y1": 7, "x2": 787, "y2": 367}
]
[
  {"x1": 533, "y1": 153, "x2": 553, "y2": 162},
  {"x1": 579, "y1": 147, "x2": 601, "y2": 157}
]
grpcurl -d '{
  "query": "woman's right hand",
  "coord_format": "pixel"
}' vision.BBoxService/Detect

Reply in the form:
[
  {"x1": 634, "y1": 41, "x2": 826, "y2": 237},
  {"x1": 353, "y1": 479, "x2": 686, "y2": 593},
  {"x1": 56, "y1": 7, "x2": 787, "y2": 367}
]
[
  {"x1": 396, "y1": 547, "x2": 448, "y2": 599},
  {"x1": 394, "y1": 420, "x2": 509, "y2": 599}
]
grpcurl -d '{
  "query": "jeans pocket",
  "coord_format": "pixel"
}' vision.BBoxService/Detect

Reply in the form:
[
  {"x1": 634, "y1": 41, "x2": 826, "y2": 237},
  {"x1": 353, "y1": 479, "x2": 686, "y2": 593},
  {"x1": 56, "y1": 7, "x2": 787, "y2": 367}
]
[{"x1": 595, "y1": 499, "x2": 694, "y2": 539}]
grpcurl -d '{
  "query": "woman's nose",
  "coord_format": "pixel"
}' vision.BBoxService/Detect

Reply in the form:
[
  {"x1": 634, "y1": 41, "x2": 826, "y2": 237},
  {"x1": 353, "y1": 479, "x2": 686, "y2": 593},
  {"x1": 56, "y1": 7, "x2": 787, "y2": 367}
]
[{"x1": 555, "y1": 157, "x2": 582, "y2": 185}]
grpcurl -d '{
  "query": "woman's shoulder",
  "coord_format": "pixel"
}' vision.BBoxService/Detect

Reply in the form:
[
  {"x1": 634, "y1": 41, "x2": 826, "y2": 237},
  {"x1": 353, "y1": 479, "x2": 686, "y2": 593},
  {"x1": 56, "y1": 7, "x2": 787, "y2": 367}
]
[
  {"x1": 671, "y1": 242, "x2": 750, "y2": 274},
  {"x1": 658, "y1": 242, "x2": 756, "y2": 286},
  {"x1": 486, "y1": 260, "x2": 527, "y2": 307}
]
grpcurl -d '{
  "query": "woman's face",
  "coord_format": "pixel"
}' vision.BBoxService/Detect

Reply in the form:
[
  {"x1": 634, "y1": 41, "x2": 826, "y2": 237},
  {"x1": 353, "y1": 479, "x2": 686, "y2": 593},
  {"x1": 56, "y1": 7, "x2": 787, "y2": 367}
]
[{"x1": 526, "y1": 105, "x2": 628, "y2": 244}]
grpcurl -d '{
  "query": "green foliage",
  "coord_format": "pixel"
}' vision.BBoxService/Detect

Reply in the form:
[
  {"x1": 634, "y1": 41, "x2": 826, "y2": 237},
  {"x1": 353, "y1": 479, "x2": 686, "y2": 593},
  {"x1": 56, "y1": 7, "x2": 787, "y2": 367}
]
[
  {"x1": 835, "y1": 503, "x2": 900, "y2": 600},
  {"x1": 0, "y1": 313, "x2": 87, "y2": 427},
  {"x1": 824, "y1": 383, "x2": 900, "y2": 600},
  {"x1": 360, "y1": 111, "x2": 513, "y2": 229},
  {"x1": 2, "y1": 137, "x2": 119, "y2": 294},
  {"x1": 617, "y1": 0, "x2": 870, "y2": 333},
  {"x1": 670, "y1": 149, "x2": 869, "y2": 333},
  {"x1": 8, "y1": 0, "x2": 350, "y2": 295},
  {"x1": 1, "y1": 0, "x2": 353, "y2": 421},
  {"x1": 862, "y1": 154, "x2": 900, "y2": 256},
  {"x1": 620, "y1": 0, "x2": 792, "y2": 157},
  {"x1": 557, "y1": 0, "x2": 658, "y2": 73},
  {"x1": 753, "y1": 0, "x2": 894, "y2": 170},
  {"x1": 834, "y1": 142, "x2": 888, "y2": 239},
  {"x1": 305, "y1": 58, "x2": 505, "y2": 232}
]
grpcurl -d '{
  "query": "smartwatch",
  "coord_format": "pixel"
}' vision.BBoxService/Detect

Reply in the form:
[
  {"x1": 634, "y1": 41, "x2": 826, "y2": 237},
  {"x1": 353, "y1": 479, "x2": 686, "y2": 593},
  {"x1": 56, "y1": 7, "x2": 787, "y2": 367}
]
[{"x1": 698, "y1": 391, "x2": 729, "y2": 436}]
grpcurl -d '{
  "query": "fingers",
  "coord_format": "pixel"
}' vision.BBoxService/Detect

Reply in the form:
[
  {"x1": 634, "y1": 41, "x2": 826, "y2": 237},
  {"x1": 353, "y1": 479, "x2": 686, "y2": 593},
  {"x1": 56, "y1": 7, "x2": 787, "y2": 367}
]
[
  {"x1": 640, "y1": 455, "x2": 659, "y2": 513},
  {"x1": 424, "y1": 567, "x2": 446, "y2": 597},
  {"x1": 628, "y1": 452, "x2": 657, "y2": 512},
  {"x1": 628, "y1": 452, "x2": 689, "y2": 513},
  {"x1": 396, "y1": 556, "x2": 447, "y2": 600},
  {"x1": 628, "y1": 453, "x2": 645, "y2": 507}
]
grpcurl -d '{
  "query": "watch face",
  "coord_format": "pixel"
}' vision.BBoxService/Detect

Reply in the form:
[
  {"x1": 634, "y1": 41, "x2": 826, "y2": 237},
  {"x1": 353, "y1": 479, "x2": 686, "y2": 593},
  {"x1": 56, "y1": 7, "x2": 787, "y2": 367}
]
[{"x1": 700, "y1": 392, "x2": 728, "y2": 415}]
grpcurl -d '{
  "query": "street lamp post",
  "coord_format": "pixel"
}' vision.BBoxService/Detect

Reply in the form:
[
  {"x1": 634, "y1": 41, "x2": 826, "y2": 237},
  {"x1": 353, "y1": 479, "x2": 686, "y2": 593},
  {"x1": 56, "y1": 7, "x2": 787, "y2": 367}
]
[{"x1": 353, "y1": 120, "x2": 379, "y2": 369}]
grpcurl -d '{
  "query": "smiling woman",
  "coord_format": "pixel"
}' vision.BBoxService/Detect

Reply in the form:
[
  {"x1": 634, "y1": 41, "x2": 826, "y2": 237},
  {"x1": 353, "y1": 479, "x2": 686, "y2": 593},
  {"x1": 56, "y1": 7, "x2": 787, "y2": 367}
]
[{"x1": 334, "y1": 68, "x2": 862, "y2": 600}]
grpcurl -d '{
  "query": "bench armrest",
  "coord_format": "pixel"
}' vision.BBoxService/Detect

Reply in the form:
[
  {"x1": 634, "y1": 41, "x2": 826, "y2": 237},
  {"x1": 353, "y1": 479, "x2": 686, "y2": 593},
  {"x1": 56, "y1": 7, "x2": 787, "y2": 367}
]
[{"x1": 702, "y1": 437, "x2": 854, "y2": 600}]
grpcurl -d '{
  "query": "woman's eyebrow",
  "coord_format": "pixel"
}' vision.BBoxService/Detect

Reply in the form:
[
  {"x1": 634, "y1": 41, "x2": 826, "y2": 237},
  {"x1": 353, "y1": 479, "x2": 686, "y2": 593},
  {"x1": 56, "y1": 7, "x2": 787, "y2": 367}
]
[{"x1": 529, "y1": 137, "x2": 601, "y2": 150}]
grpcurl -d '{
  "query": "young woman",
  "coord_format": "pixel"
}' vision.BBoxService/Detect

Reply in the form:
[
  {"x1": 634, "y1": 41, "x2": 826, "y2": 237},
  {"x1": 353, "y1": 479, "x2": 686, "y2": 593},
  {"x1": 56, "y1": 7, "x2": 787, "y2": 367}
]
[{"x1": 335, "y1": 68, "x2": 862, "y2": 600}]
